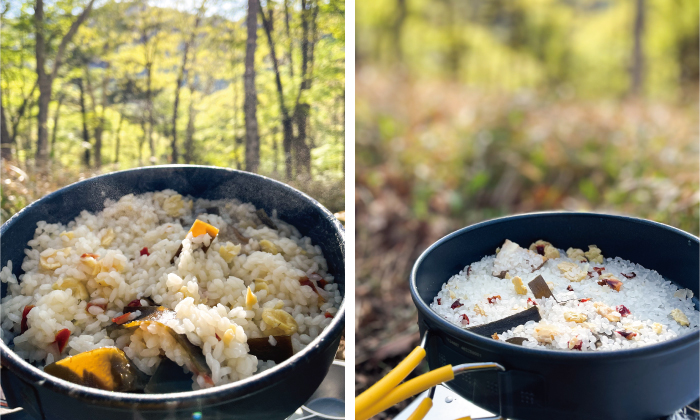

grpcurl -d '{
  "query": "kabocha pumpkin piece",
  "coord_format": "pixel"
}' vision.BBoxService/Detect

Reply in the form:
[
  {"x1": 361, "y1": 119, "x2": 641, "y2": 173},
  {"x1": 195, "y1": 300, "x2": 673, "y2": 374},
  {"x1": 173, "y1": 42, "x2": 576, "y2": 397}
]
[
  {"x1": 44, "y1": 347, "x2": 148, "y2": 392},
  {"x1": 171, "y1": 219, "x2": 220, "y2": 263},
  {"x1": 247, "y1": 335, "x2": 293, "y2": 363}
]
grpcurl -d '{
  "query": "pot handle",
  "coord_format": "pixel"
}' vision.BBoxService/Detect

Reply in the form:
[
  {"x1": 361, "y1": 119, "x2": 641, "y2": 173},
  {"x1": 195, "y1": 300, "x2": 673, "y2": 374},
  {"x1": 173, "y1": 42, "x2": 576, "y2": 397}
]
[{"x1": 355, "y1": 331, "x2": 505, "y2": 420}]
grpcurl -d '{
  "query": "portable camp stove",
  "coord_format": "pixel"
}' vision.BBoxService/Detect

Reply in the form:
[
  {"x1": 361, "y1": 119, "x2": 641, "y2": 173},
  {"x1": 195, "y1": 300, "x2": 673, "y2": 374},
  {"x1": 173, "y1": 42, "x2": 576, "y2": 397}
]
[{"x1": 395, "y1": 384, "x2": 699, "y2": 420}]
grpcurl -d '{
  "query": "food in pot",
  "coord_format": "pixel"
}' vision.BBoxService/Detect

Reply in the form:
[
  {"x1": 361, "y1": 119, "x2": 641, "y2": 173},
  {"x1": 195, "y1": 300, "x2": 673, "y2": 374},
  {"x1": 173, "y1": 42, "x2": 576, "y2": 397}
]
[
  {"x1": 431, "y1": 238, "x2": 698, "y2": 351},
  {"x1": 0, "y1": 190, "x2": 340, "y2": 390}
]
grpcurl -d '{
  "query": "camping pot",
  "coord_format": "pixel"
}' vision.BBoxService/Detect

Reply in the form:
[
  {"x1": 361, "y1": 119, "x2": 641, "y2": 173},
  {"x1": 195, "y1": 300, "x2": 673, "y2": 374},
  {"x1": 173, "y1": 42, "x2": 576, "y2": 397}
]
[
  {"x1": 410, "y1": 212, "x2": 699, "y2": 420},
  {"x1": 0, "y1": 165, "x2": 345, "y2": 420}
]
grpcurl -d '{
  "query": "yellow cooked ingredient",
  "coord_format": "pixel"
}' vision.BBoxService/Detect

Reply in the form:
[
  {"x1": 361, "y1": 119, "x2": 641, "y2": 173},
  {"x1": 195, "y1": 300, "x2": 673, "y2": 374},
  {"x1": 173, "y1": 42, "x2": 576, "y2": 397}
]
[
  {"x1": 218, "y1": 241, "x2": 241, "y2": 263},
  {"x1": 262, "y1": 308, "x2": 298, "y2": 335},
  {"x1": 40, "y1": 248, "x2": 71, "y2": 271},
  {"x1": 259, "y1": 240, "x2": 280, "y2": 255},
  {"x1": 564, "y1": 312, "x2": 587, "y2": 323},
  {"x1": 246, "y1": 286, "x2": 258, "y2": 309},
  {"x1": 585, "y1": 245, "x2": 604, "y2": 264},
  {"x1": 52, "y1": 278, "x2": 89, "y2": 300},
  {"x1": 101, "y1": 228, "x2": 116, "y2": 247},
  {"x1": 254, "y1": 279, "x2": 269, "y2": 293},
  {"x1": 566, "y1": 247, "x2": 587, "y2": 262},
  {"x1": 511, "y1": 276, "x2": 527, "y2": 295},
  {"x1": 670, "y1": 309, "x2": 690, "y2": 327}
]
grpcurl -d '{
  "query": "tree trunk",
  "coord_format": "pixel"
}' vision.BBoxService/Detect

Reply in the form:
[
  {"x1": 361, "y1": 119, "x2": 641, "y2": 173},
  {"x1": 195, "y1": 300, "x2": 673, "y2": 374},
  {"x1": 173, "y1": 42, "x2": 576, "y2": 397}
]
[
  {"x1": 50, "y1": 94, "x2": 64, "y2": 159},
  {"x1": 1, "y1": 88, "x2": 11, "y2": 160},
  {"x1": 244, "y1": 0, "x2": 260, "y2": 173},
  {"x1": 138, "y1": 118, "x2": 146, "y2": 165},
  {"x1": 146, "y1": 63, "x2": 155, "y2": 161},
  {"x1": 85, "y1": 66, "x2": 103, "y2": 168},
  {"x1": 393, "y1": 0, "x2": 407, "y2": 62},
  {"x1": 35, "y1": 0, "x2": 51, "y2": 166},
  {"x1": 114, "y1": 112, "x2": 123, "y2": 164},
  {"x1": 259, "y1": 0, "x2": 293, "y2": 179},
  {"x1": 292, "y1": 0, "x2": 317, "y2": 177},
  {"x1": 34, "y1": 0, "x2": 95, "y2": 168},
  {"x1": 629, "y1": 0, "x2": 645, "y2": 96},
  {"x1": 294, "y1": 103, "x2": 311, "y2": 175},
  {"x1": 171, "y1": 5, "x2": 204, "y2": 164},
  {"x1": 284, "y1": 0, "x2": 293, "y2": 78},
  {"x1": 78, "y1": 78, "x2": 90, "y2": 167}
]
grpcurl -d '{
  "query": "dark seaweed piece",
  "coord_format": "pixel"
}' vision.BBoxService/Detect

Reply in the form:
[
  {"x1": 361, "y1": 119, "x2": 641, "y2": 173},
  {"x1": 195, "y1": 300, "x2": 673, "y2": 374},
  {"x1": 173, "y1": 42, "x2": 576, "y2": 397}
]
[
  {"x1": 231, "y1": 226, "x2": 250, "y2": 244},
  {"x1": 206, "y1": 207, "x2": 220, "y2": 215},
  {"x1": 144, "y1": 358, "x2": 193, "y2": 394},
  {"x1": 528, "y1": 275, "x2": 554, "y2": 300},
  {"x1": 111, "y1": 306, "x2": 212, "y2": 380},
  {"x1": 467, "y1": 306, "x2": 541, "y2": 338},
  {"x1": 256, "y1": 209, "x2": 277, "y2": 230},
  {"x1": 247, "y1": 335, "x2": 294, "y2": 364},
  {"x1": 170, "y1": 244, "x2": 184, "y2": 264},
  {"x1": 505, "y1": 337, "x2": 528, "y2": 345}
]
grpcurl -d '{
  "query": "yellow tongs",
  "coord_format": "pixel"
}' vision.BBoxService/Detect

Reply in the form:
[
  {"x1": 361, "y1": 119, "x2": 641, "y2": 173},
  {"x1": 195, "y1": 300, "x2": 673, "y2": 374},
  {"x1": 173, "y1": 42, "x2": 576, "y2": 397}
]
[{"x1": 355, "y1": 335, "x2": 505, "y2": 420}]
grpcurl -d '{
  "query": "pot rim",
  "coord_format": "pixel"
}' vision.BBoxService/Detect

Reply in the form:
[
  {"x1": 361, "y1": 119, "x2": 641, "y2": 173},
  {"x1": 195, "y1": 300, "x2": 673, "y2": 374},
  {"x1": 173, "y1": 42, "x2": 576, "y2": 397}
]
[
  {"x1": 0, "y1": 165, "x2": 346, "y2": 408},
  {"x1": 410, "y1": 211, "x2": 699, "y2": 362}
]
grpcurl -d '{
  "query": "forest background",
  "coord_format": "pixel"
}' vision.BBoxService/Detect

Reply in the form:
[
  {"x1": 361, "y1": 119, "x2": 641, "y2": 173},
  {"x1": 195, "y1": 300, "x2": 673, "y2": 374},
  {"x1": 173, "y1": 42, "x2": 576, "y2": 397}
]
[
  {"x1": 355, "y1": 0, "x2": 699, "y2": 417},
  {"x1": 1, "y1": 0, "x2": 345, "y2": 219}
]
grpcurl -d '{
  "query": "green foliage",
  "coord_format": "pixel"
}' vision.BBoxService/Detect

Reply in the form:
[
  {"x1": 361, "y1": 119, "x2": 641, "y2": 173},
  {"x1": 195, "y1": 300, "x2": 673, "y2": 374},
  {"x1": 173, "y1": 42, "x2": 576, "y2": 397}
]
[{"x1": 2, "y1": 0, "x2": 344, "y2": 207}]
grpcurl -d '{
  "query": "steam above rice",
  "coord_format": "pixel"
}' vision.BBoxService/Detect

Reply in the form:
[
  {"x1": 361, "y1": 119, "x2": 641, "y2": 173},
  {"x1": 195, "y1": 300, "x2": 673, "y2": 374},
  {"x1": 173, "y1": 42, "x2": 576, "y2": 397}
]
[
  {"x1": 0, "y1": 190, "x2": 341, "y2": 389},
  {"x1": 431, "y1": 239, "x2": 698, "y2": 351}
]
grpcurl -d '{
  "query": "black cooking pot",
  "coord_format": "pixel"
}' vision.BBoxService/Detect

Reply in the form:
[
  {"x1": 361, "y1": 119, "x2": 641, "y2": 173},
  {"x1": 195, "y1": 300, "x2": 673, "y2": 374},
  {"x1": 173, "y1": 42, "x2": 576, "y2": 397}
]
[
  {"x1": 410, "y1": 212, "x2": 699, "y2": 420},
  {"x1": 0, "y1": 165, "x2": 345, "y2": 420}
]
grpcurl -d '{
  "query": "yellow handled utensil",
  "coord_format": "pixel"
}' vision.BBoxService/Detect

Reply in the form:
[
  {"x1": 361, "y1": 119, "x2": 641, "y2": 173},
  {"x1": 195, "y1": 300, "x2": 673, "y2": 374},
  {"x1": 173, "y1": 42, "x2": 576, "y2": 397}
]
[{"x1": 355, "y1": 334, "x2": 505, "y2": 420}]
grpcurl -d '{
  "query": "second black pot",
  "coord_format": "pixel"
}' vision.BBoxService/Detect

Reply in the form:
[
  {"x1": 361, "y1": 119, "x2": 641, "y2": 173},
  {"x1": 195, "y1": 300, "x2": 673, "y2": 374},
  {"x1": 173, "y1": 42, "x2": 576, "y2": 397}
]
[{"x1": 411, "y1": 212, "x2": 699, "y2": 420}]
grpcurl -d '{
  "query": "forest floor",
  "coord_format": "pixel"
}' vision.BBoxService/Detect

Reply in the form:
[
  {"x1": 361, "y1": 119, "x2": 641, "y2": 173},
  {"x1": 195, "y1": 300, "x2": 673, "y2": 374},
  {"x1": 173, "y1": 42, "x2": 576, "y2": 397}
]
[{"x1": 354, "y1": 68, "x2": 699, "y2": 418}]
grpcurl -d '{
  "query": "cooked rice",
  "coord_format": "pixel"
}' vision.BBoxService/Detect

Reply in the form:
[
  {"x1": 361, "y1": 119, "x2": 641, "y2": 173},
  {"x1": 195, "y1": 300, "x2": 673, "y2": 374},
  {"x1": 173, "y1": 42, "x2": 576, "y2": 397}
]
[
  {"x1": 1, "y1": 190, "x2": 341, "y2": 388},
  {"x1": 431, "y1": 240, "x2": 698, "y2": 351}
]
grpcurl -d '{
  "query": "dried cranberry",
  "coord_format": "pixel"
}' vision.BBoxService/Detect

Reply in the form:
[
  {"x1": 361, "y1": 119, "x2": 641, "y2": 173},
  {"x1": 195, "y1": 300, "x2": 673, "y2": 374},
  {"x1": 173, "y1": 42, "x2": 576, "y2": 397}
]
[
  {"x1": 567, "y1": 285, "x2": 574, "y2": 291},
  {"x1": 527, "y1": 298, "x2": 538, "y2": 306},
  {"x1": 21, "y1": 305, "x2": 34, "y2": 334},
  {"x1": 126, "y1": 299, "x2": 142, "y2": 307},
  {"x1": 621, "y1": 272, "x2": 636, "y2": 279},
  {"x1": 325, "y1": 312, "x2": 333, "y2": 318},
  {"x1": 437, "y1": 298, "x2": 442, "y2": 305},
  {"x1": 593, "y1": 267, "x2": 605, "y2": 276},
  {"x1": 487, "y1": 295, "x2": 502, "y2": 304},
  {"x1": 112, "y1": 312, "x2": 132, "y2": 325},
  {"x1": 300, "y1": 277, "x2": 321, "y2": 295},
  {"x1": 81, "y1": 253, "x2": 99, "y2": 259},
  {"x1": 616, "y1": 305, "x2": 631, "y2": 317},
  {"x1": 568, "y1": 340, "x2": 583, "y2": 350},
  {"x1": 460, "y1": 314, "x2": 470, "y2": 326},
  {"x1": 140, "y1": 247, "x2": 150, "y2": 256},
  {"x1": 597, "y1": 279, "x2": 607, "y2": 286},
  {"x1": 579, "y1": 298, "x2": 590, "y2": 303},
  {"x1": 616, "y1": 330, "x2": 637, "y2": 340},
  {"x1": 451, "y1": 300, "x2": 463, "y2": 309},
  {"x1": 535, "y1": 244, "x2": 545, "y2": 255},
  {"x1": 54, "y1": 328, "x2": 71, "y2": 353},
  {"x1": 587, "y1": 271, "x2": 594, "y2": 278},
  {"x1": 215, "y1": 333, "x2": 221, "y2": 341},
  {"x1": 466, "y1": 265, "x2": 472, "y2": 275},
  {"x1": 318, "y1": 278, "x2": 329, "y2": 289}
]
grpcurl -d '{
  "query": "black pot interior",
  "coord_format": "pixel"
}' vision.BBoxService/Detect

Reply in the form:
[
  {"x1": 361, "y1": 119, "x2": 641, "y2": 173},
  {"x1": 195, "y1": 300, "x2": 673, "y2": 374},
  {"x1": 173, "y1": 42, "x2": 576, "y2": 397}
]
[{"x1": 0, "y1": 165, "x2": 345, "y2": 418}]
